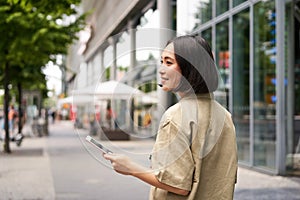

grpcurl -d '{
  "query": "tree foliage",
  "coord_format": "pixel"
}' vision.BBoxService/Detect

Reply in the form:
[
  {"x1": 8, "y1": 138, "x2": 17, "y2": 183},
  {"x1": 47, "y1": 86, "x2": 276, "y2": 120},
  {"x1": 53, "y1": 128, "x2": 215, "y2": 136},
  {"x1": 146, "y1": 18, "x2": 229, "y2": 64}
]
[
  {"x1": 0, "y1": 0, "x2": 87, "y2": 96},
  {"x1": 0, "y1": 0, "x2": 85, "y2": 67},
  {"x1": 0, "y1": 0, "x2": 86, "y2": 153}
]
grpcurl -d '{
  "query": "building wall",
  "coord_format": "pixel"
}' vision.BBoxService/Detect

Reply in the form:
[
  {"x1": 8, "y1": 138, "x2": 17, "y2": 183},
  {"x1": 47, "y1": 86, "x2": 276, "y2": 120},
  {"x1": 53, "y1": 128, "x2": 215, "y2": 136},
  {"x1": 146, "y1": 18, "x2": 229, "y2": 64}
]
[
  {"x1": 66, "y1": 0, "x2": 299, "y2": 176},
  {"x1": 65, "y1": 0, "x2": 157, "y2": 131},
  {"x1": 80, "y1": 0, "x2": 152, "y2": 61},
  {"x1": 67, "y1": 0, "x2": 152, "y2": 87},
  {"x1": 177, "y1": 0, "x2": 299, "y2": 176}
]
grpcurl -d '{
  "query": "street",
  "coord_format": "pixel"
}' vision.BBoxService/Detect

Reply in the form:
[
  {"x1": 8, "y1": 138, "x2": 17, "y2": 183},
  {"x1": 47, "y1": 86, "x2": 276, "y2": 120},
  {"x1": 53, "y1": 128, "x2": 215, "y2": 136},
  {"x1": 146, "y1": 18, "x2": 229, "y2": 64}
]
[
  {"x1": 47, "y1": 121, "x2": 153, "y2": 200},
  {"x1": 0, "y1": 121, "x2": 300, "y2": 200}
]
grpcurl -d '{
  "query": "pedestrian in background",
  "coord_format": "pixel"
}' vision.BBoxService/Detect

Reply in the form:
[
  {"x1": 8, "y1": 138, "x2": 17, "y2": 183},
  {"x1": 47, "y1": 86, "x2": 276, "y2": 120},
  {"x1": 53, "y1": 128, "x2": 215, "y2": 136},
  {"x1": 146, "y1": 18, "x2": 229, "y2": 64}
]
[
  {"x1": 8, "y1": 105, "x2": 17, "y2": 137},
  {"x1": 104, "y1": 35, "x2": 238, "y2": 199}
]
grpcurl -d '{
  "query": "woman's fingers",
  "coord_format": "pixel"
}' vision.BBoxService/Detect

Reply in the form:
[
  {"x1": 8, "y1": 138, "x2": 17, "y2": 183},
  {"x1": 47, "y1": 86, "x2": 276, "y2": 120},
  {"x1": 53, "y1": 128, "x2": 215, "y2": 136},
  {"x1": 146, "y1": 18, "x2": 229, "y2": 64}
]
[
  {"x1": 102, "y1": 153, "x2": 131, "y2": 175},
  {"x1": 103, "y1": 152, "x2": 115, "y2": 161}
]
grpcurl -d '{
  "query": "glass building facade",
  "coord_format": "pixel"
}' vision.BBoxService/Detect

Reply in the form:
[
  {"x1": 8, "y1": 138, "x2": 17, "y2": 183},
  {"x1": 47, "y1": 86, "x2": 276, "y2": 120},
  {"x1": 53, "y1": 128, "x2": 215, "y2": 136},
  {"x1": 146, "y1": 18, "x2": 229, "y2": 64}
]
[
  {"x1": 177, "y1": 0, "x2": 300, "y2": 175},
  {"x1": 68, "y1": 0, "x2": 299, "y2": 176}
]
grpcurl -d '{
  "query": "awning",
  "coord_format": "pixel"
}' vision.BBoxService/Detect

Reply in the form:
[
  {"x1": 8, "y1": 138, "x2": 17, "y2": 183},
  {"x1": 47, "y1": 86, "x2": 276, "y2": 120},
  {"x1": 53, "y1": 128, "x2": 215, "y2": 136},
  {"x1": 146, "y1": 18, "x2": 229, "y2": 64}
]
[
  {"x1": 57, "y1": 94, "x2": 94, "y2": 106},
  {"x1": 73, "y1": 80, "x2": 144, "y2": 100},
  {"x1": 136, "y1": 91, "x2": 158, "y2": 104}
]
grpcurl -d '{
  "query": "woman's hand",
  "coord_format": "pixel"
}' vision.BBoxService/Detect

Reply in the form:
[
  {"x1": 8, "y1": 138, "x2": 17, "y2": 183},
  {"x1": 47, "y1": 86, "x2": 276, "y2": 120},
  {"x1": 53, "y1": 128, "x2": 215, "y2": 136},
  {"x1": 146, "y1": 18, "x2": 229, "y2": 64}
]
[
  {"x1": 103, "y1": 153, "x2": 142, "y2": 175},
  {"x1": 103, "y1": 153, "x2": 189, "y2": 196}
]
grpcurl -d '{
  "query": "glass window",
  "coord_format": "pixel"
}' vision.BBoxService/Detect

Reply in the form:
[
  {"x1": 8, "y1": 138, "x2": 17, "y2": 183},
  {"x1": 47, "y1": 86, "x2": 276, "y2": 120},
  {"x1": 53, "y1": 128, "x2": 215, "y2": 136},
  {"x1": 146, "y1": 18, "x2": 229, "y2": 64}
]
[
  {"x1": 192, "y1": 0, "x2": 212, "y2": 31},
  {"x1": 216, "y1": 0, "x2": 229, "y2": 16},
  {"x1": 216, "y1": 20, "x2": 229, "y2": 109},
  {"x1": 233, "y1": 0, "x2": 247, "y2": 7},
  {"x1": 294, "y1": 4, "x2": 300, "y2": 175},
  {"x1": 286, "y1": 1, "x2": 300, "y2": 176},
  {"x1": 233, "y1": 9, "x2": 250, "y2": 163},
  {"x1": 201, "y1": 28, "x2": 212, "y2": 48},
  {"x1": 253, "y1": 1, "x2": 276, "y2": 170}
]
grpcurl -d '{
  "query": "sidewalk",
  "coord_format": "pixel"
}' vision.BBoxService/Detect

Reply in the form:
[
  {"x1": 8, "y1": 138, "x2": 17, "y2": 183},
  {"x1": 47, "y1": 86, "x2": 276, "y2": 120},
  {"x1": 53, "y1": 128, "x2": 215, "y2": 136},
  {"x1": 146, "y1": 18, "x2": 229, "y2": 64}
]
[
  {"x1": 0, "y1": 136, "x2": 55, "y2": 200},
  {"x1": 234, "y1": 167, "x2": 300, "y2": 199},
  {"x1": 0, "y1": 121, "x2": 300, "y2": 200}
]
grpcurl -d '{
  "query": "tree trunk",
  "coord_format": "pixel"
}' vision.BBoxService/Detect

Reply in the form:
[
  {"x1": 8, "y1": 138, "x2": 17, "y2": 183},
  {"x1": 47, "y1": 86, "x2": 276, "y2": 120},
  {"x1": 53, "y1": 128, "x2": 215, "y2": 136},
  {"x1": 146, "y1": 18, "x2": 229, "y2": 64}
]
[
  {"x1": 3, "y1": 63, "x2": 11, "y2": 153},
  {"x1": 17, "y1": 82, "x2": 23, "y2": 134}
]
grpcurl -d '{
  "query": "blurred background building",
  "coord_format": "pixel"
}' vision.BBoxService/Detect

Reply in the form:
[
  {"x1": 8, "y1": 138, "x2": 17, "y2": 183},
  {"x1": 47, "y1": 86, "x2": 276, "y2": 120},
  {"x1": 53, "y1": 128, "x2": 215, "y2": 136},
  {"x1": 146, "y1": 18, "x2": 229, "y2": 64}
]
[{"x1": 63, "y1": 0, "x2": 300, "y2": 176}]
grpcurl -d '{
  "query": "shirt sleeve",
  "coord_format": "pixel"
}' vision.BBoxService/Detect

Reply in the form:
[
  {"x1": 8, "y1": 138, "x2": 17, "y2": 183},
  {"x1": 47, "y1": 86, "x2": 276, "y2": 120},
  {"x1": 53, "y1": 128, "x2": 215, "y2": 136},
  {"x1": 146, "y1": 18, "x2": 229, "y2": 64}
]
[{"x1": 151, "y1": 118, "x2": 194, "y2": 191}]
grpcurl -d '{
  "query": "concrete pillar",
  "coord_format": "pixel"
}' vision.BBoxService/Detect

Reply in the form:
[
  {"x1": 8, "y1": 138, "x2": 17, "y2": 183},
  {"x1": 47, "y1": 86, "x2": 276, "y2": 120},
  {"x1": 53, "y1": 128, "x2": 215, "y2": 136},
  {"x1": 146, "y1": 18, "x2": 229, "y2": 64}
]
[
  {"x1": 99, "y1": 50, "x2": 105, "y2": 82},
  {"x1": 157, "y1": 0, "x2": 174, "y2": 121},
  {"x1": 108, "y1": 37, "x2": 117, "y2": 81},
  {"x1": 128, "y1": 20, "x2": 137, "y2": 132},
  {"x1": 128, "y1": 20, "x2": 137, "y2": 86}
]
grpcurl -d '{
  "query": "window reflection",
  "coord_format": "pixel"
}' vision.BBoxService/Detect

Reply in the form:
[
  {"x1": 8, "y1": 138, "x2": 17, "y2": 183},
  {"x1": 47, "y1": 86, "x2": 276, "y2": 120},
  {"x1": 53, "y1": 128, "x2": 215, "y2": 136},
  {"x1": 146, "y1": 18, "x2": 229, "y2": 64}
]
[
  {"x1": 216, "y1": 0, "x2": 229, "y2": 16},
  {"x1": 201, "y1": 28, "x2": 212, "y2": 48},
  {"x1": 193, "y1": 0, "x2": 212, "y2": 30},
  {"x1": 216, "y1": 20, "x2": 229, "y2": 110},
  {"x1": 286, "y1": 1, "x2": 300, "y2": 176},
  {"x1": 233, "y1": 9, "x2": 250, "y2": 163},
  {"x1": 253, "y1": 1, "x2": 276, "y2": 169},
  {"x1": 233, "y1": 0, "x2": 247, "y2": 7}
]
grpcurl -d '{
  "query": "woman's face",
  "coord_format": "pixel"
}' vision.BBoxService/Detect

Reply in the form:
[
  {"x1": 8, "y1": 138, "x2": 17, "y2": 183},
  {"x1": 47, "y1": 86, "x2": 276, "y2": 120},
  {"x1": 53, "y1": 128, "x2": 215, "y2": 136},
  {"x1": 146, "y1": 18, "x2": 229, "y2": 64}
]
[{"x1": 159, "y1": 43, "x2": 182, "y2": 92}]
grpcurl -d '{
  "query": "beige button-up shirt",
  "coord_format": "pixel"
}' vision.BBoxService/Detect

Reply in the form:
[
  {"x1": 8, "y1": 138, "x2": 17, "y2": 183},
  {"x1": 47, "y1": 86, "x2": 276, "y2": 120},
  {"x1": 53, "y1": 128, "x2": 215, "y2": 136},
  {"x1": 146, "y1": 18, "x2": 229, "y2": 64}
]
[{"x1": 149, "y1": 94, "x2": 238, "y2": 200}]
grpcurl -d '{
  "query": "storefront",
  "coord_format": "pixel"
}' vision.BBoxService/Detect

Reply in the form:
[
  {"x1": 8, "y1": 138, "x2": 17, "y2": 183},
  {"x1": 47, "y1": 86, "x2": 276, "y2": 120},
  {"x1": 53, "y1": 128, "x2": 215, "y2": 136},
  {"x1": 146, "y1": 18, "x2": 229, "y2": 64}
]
[
  {"x1": 177, "y1": 0, "x2": 299, "y2": 175},
  {"x1": 67, "y1": 0, "x2": 299, "y2": 175}
]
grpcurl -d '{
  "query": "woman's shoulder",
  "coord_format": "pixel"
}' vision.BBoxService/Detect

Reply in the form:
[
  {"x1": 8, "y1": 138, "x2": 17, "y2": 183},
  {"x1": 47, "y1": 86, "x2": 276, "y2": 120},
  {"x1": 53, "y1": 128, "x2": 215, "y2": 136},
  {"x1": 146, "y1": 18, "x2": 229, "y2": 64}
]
[
  {"x1": 165, "y1": 102, "x2": 181, "y2": 114},
  {"x1": 160, "y1": 103, "x2": 182, "y2": 124},
  {"x1": 162, "y1": 99, "x2": 198, "y2": 125}
]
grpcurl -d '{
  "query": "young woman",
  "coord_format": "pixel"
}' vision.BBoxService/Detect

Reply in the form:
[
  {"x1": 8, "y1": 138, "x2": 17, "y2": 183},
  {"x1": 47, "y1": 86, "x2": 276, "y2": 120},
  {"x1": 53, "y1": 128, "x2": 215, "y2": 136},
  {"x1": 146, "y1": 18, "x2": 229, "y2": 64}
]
[{"x1": 104, "y1": 35, "x2": 238, "y2": 200}]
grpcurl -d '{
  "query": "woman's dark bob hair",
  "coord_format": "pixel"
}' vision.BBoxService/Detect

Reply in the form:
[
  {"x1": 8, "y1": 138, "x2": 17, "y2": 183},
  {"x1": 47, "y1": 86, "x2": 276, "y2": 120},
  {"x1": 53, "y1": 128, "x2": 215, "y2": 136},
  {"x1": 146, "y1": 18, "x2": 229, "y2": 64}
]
[{"x1": 166, "y1": 35, "x2": 219, "y2": 94}]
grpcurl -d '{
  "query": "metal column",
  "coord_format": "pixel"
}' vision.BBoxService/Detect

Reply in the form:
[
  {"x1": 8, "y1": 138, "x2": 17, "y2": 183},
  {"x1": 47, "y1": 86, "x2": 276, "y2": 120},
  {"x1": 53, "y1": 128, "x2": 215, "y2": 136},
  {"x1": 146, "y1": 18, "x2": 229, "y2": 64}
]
[
  {"x1": 275, "y1": 0, "x2": 286, "y2": 175},
  {"x1": 287, "y1": 0, "x2": 295, "y2": 156}
]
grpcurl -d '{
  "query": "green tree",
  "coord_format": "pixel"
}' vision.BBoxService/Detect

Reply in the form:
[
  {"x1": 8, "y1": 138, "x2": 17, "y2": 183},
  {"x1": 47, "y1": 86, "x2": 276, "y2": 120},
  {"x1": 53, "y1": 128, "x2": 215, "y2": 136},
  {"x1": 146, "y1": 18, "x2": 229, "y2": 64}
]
[{"x1": 0, "y1": 0, "x2": 86, "y2": 153}]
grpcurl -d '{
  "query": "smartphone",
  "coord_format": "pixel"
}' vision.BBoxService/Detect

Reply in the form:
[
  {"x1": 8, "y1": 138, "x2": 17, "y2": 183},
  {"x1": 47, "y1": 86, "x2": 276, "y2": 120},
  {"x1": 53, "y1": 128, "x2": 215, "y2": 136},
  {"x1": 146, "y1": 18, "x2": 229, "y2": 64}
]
[{"x1": 85, "y1": 135, "x2": 113, "y2": 154}]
